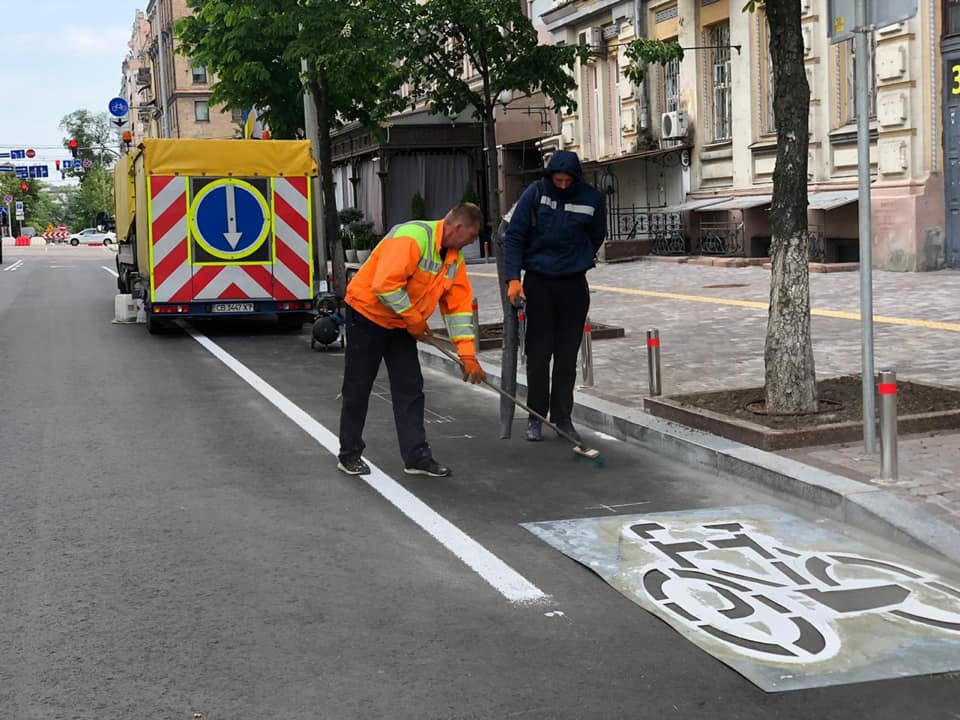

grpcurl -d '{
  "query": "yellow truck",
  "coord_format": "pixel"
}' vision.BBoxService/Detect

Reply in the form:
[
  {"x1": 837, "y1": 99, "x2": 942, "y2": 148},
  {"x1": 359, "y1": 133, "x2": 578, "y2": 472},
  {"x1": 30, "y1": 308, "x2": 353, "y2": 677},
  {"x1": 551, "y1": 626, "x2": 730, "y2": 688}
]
[{"x1": 113, "y1": 138, "x2": 318, "y2": 333}]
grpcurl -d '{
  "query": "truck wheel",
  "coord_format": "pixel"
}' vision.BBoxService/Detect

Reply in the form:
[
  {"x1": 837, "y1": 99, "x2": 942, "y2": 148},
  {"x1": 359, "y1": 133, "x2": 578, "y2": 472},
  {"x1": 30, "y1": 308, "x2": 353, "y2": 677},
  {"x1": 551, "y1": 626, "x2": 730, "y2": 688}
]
[{"x1": 145, "y1": 308, "x2": 165, "y2": 334}]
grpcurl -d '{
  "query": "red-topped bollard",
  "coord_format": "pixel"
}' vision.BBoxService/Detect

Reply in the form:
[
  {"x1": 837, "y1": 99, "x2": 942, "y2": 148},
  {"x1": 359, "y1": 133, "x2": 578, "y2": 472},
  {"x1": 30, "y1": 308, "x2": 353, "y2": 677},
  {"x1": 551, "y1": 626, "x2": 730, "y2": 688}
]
[
  {"x1": 878, "y1": 370, "x2": 898, "y2": 480},
  {"x1": 647, "y1": 328, "x2": 662, "y2": 396},
  {"x1": 580, "y1": 317, "x2": 594, "y2": 387}
]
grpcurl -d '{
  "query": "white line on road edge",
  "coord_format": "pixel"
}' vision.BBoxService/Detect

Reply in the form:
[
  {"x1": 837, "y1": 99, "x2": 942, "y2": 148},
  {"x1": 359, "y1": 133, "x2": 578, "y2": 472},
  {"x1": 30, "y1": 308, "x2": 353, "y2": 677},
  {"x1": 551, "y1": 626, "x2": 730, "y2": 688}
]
[
  {"x1": 3, "y1": 259, "x2": 24, "y2": 272},
  {"x1": 187, "y1": 327, "x2": 548, "y2": 604},
  {"x1": 102, "y1": 266, "x2": 118, "y2": 277}
]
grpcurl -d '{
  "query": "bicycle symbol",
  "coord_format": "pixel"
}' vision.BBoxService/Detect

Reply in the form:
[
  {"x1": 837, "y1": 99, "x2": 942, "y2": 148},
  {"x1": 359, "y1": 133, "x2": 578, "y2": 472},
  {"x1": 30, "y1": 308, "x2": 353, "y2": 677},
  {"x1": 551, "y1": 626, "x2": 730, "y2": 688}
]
[{"x1": 622, "y1": 520, "x2": 960, "y2": 663}]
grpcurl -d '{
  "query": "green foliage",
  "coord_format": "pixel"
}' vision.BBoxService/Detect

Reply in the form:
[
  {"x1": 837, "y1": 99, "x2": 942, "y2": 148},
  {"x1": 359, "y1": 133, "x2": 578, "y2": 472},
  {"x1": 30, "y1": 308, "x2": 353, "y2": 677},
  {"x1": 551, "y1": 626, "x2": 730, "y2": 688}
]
[
  {"x1": 347, "y1": 220, "x2": 377, "y2": 250},
  {"x1": 177, "y1": 0, "x2": 409, "y2": 138},
  {"x1": 622, "y1": 39, "x2": 684, "y2": 86},
  {"x1": 460, "y1": 184, "x2": 480, "y2": 206},
  {"x1": 410, "y1": 191, "x2": 427, "y2": 221},
  {"x1": 399, "y1": 0, "x2": 585, "y2": 121}
]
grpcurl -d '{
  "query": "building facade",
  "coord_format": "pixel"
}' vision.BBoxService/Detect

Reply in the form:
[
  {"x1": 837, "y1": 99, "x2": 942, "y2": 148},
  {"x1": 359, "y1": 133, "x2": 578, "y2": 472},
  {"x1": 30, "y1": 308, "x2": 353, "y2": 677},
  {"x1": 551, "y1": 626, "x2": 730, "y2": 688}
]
[
  {"x1": 130, "y1": 0, "x2": 240, "y2": 140},
  {"x1": 539, "y1": 0, "x2": 953, "y2": 270}
]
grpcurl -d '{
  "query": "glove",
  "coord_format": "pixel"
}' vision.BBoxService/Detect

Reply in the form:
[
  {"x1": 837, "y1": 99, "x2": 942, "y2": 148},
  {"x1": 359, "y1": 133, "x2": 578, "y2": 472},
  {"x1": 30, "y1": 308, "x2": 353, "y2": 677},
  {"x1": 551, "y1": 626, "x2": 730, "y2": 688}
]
[
  {"x1": 407, "y1": 319, "x2": 431, "y2": 340},
  {"x1": 460, "y1": 356, "x2": 486, "y2": 385},
  {"x1": 507, "y1": 279, "x2": 525, "y2": 306}
]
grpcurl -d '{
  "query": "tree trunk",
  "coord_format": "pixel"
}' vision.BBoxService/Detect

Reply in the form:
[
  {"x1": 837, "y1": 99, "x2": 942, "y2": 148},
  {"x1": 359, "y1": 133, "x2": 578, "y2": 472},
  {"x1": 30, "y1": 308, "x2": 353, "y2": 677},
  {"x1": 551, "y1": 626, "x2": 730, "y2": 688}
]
[
  {"x1": 763, "y1": 0, "x2": 817, "y2": 414},
  {"x1": 311, "y1": 72, "x2": 346, "y2": 298}
]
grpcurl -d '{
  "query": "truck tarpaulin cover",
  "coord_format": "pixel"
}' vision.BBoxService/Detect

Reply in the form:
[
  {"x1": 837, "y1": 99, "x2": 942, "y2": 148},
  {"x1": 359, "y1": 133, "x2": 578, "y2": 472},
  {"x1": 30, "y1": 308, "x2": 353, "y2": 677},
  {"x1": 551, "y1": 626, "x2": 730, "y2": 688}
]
[{"x1": 137, "y1": 139, "x2": 318, "y2": 178}]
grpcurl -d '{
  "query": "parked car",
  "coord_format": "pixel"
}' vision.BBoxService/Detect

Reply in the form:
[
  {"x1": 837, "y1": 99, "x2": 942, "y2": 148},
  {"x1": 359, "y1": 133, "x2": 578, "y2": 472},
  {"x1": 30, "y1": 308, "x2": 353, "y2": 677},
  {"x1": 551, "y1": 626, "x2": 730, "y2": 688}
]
[{"x1": 68, "y1": 228, "x2": 116, "y2": 246}]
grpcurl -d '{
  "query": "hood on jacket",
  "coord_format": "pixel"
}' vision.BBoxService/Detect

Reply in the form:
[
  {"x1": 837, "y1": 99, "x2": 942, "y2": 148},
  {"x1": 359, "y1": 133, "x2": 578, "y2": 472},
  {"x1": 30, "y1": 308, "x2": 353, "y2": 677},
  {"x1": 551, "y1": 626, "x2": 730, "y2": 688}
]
[{"x1": 543, "y1": 150, "x2": 582, "y2": 183}]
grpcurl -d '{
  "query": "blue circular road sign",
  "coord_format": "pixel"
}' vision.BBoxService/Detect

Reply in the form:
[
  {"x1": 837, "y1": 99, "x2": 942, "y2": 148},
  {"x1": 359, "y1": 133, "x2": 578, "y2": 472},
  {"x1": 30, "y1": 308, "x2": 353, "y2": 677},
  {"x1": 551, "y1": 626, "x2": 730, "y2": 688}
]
[
  {"x1": 190, "y1": 179, "x2": 271, "y2": 259},
  {"x1": 108, "y1": 97, "x2": 129, "y2": 117}
]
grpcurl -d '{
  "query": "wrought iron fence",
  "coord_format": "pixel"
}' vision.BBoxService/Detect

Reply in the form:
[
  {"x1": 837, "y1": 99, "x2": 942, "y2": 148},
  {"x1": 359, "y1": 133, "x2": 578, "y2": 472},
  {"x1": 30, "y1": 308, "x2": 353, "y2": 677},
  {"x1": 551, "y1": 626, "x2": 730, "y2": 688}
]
[
  {"x1": 698, "y1": 221, "x2": 744, "y2": 256},
  {"x1": 607, "y1": 204, "x2": 688, "y2": 256}
]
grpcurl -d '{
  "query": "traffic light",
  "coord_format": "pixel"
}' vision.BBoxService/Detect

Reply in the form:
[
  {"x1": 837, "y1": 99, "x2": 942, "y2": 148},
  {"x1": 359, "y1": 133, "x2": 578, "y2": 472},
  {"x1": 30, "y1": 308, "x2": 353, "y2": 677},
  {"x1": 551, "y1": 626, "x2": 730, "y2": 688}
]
[
  {"x1": 20, "y1": 181, "x2": 28, "y2": 192},
  {"x1": 55, "y1": 160, "x2": 60, "y2": 171},
  {"x1": 68, "y1": 138, "x2": 79, "y2": 158}
]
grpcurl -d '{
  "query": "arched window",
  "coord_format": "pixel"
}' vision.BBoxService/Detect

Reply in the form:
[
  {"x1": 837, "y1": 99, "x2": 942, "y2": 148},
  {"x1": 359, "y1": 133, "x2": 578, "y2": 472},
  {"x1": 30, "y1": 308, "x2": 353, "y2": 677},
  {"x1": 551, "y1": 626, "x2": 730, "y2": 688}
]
[{"x1": 946, "y1": 0, "x2": 960, "y2": 36}]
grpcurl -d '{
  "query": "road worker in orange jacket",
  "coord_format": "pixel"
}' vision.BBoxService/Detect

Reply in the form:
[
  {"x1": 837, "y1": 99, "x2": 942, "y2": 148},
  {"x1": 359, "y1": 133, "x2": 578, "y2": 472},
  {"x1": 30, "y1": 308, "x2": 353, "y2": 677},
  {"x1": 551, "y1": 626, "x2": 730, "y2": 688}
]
[{"x1": 337, "y1": 203, "x2": 487, "y2": 478}]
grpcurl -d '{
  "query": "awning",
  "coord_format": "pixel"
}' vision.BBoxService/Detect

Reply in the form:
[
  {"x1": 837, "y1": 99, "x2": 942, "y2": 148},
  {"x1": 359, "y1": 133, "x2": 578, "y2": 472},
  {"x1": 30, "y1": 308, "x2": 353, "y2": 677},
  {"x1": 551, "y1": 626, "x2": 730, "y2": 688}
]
[
  {"x1": 658, "y1": 197, "x2": 731, "y2": 214},
  {"x1": 808, "y1": 189, "x2": 858, "y2": 211},
  {"x1": 696, "y1": 194, "x2": 772, "y2": 211}
]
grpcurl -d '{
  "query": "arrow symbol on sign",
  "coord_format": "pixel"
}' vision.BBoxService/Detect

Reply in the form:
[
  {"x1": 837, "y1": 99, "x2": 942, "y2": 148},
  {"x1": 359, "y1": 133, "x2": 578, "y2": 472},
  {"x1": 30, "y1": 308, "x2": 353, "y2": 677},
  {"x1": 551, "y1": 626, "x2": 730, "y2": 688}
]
[{"x1": 223, "y1": 184, "x2": 242, "y2": 249}]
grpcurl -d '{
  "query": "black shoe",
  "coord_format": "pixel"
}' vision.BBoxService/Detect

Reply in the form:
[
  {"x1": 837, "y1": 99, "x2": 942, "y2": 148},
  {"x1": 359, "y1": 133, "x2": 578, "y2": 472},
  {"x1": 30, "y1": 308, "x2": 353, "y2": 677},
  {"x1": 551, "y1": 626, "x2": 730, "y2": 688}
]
[
  {"x1": 554, "y1": 420, "x2": 582, "y2": 443},
  {"x1": 525, "y1": 418, "x2": 542, "y2": 441},
  {"x1": 337, "y1": 457, "x2": 371, "y2": 476},
  {"x1": 404, "y1": 458, "x2": 451, "y2": 477}
]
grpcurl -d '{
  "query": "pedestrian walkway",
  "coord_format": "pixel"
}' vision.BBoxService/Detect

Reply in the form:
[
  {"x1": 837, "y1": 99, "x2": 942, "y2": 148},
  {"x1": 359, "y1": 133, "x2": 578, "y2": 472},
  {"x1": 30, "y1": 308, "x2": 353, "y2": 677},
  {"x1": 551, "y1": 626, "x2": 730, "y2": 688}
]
[{"x1": 462, "y1": 258, "x2": 960, "y2": 537}]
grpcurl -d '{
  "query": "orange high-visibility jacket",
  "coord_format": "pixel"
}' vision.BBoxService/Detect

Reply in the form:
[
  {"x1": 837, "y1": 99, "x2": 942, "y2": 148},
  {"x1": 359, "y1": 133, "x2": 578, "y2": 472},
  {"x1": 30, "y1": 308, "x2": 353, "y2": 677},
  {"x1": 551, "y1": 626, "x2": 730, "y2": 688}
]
[{"x1": 345, "y1": 219, "x2": 477, "y2": 357}]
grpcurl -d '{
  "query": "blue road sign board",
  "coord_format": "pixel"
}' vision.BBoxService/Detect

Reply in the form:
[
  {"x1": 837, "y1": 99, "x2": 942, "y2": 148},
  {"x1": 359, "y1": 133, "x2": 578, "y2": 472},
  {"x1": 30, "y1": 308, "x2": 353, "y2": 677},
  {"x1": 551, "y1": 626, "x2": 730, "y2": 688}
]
[
  {"x1": 191, "y1": 179, "x2": 270, "y2": 257},
  {"x1": 0, "y1": 151, "x2": 10, "y2": 159},
  {"x1": 73, "y1": 159, "x2": 82, "y2": 168},
  {"x1": 108, "y1": 96, "x2": 129, "y2": 117},
  {"x1": 0, "y1": 166, "x2": 13, "y2": 173},
  {"x1": 15, "y1": 167, "x2": 28, "y2": 179},
  {"x1": 27, "y1": 165, "x2": 49, "y2": 178},
  {"x1": 10, "y1": 149, "x2": 25, "y2": 160}
]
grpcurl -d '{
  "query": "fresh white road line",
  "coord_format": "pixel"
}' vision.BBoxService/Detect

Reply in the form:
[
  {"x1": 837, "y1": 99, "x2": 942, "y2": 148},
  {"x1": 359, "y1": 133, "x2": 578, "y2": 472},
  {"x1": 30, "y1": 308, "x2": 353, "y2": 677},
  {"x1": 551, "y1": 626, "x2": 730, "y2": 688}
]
[
  {"x1": 3, "y1": 259, "x2": 24, "y2": 272},
  {"x1": 187, "y1": 327, "x2": 548, "y2": 605},
  {"x1": 102, "y1": 266, "x2": 119, "y2": 277}
]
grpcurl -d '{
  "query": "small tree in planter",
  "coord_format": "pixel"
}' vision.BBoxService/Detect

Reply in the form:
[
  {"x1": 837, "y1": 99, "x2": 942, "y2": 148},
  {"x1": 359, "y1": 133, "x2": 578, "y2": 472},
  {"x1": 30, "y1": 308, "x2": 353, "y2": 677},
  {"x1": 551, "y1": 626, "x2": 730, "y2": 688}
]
[
  {"x1": 339, "y1": 207, "x2": 364, "y2": 262},
  {"x1": 410, "y1": 191, "x2": 427, "y2": 220},
  {"x1": 349, "y1": 219, "x2": 378, "y2": 262}
]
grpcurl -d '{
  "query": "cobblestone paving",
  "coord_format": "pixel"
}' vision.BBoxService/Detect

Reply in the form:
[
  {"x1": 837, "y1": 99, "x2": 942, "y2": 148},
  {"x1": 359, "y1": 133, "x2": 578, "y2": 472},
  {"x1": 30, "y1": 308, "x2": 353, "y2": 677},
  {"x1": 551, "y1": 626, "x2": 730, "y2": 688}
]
[{"x1": 464, "y1": 259, "x2": 960, "y2": 530}]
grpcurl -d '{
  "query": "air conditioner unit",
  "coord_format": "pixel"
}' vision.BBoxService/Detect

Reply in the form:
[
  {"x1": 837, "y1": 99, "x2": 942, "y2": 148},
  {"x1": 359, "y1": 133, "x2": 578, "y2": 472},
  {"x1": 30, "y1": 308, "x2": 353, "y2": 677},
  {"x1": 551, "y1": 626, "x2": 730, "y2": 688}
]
[
  {"x1": 578, "y1": 27, "x2": 604, "y2": 52},
  {"x1": 660, "y1": 110, "x2": 688, "y2": 140},
  {"x1": 561, "y1": 120, "x2": 577, "y2": 147}
]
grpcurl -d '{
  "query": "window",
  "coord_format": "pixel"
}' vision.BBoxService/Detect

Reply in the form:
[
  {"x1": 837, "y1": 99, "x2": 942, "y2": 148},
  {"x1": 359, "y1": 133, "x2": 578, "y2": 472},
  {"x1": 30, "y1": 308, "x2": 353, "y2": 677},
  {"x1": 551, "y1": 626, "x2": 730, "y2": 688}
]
[
  {"x1": 946, "y1": 0, "x2": 960, "y2": 36},
  {"x1": 195, "y1": 100, "x2": 210, "y2": 122},
  {"x1": 839, "y1": 36, "x2": 876, "y2": 125},
  {"x1": 707, "y1": 22, "x2": 732, "y2": 142},
  {"x1": 758, "y1": 12, "x2": 775, "y2": 136},
  {"x1": 191, "y1": 64, "x2": 208, "y2": 84},
  {"x1": 231, "y1": 108, "x2": 244, "y2": 123},
  {"x1": 662, "y1": 54, "x2": 680, "y2": 115}
]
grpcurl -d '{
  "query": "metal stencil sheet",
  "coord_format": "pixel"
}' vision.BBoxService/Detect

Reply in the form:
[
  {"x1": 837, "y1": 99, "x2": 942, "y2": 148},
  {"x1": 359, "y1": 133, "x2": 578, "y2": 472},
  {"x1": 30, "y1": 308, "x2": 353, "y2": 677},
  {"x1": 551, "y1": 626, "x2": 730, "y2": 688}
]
[{"x1": 523, "y1": 505, "x2": 960, "y2": 692}]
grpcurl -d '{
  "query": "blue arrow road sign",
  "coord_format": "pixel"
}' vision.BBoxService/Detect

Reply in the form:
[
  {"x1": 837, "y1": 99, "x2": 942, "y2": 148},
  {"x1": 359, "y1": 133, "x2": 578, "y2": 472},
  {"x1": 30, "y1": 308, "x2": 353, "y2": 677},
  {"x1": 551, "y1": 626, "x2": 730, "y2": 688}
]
[
  {"x1": 108, "y1": 96, "x2": 130, "y2": 117},
  {"x1": 190, "y1": 179, "x2": 270, "y2": 257}
]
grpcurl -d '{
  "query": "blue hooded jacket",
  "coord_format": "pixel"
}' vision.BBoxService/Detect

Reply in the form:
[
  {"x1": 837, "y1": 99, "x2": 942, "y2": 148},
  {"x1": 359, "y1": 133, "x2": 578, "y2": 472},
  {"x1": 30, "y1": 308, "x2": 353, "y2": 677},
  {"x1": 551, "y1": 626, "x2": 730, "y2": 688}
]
[{"x1": 503, "y1": 150, "x2": 606, "y2": 280}]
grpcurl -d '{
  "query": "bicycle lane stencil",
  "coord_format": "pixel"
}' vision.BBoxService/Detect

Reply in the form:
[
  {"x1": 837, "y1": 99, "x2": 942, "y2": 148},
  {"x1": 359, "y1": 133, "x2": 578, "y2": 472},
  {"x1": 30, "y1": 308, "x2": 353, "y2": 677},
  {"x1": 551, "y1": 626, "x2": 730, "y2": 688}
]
[{"x1": 523, "y1": 505, "x2": 960, "y2": 692}]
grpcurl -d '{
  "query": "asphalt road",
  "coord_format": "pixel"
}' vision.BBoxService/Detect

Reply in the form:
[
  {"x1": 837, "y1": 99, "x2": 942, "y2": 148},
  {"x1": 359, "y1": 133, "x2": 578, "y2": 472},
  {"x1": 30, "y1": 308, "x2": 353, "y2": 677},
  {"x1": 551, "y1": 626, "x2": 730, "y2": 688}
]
[{"x1": 1, "y1": 246, "x2": 959, "y2": 719}]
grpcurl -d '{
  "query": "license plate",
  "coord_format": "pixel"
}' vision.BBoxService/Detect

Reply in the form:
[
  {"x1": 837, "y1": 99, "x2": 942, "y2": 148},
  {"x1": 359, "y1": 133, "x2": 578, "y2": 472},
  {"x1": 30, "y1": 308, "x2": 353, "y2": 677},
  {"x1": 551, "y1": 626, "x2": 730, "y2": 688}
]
[{"x1": 211, "y1": 302, "x2": 254, "y2": 313}]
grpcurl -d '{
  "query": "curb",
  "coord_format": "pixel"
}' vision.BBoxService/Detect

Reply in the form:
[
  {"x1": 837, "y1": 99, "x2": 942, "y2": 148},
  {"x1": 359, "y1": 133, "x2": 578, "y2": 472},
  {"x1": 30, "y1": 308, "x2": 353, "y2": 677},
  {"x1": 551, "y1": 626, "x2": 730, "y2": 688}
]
[{"x1": 419, "y1": 345, "x2": 960, "y2": 564}]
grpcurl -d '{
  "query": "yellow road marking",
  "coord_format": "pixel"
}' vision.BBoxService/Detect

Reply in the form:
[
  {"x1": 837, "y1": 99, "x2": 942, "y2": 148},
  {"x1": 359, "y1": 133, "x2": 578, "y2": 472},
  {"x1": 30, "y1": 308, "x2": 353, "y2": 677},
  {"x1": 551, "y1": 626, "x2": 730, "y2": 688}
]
[{"x1": 469, "y1": 272, "x2": 960, "y2": 333}]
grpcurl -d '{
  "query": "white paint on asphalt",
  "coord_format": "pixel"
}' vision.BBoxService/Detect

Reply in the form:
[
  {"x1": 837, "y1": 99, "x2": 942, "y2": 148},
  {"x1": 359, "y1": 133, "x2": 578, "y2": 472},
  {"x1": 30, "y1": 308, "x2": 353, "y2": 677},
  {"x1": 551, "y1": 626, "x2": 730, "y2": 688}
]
[
  {"x1": 102, "y1": 266, "x2": 119, "y2": 277},
  {"x1": 3, "y1": 259, "x2": 24, "y2": 272},
  {"x1": 187, "y1": 327, "x2": 549, "y2": 605},
  {"x1": 592, "y1": 431, "x2": 619, "y2": 442}
]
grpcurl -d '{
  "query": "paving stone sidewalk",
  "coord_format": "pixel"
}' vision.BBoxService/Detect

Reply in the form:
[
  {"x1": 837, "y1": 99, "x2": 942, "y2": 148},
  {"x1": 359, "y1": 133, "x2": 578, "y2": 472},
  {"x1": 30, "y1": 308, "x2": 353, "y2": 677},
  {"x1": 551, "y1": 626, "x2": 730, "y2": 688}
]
[{"x1": 464, "y1": 259, "x2": 960, "y2": 531}]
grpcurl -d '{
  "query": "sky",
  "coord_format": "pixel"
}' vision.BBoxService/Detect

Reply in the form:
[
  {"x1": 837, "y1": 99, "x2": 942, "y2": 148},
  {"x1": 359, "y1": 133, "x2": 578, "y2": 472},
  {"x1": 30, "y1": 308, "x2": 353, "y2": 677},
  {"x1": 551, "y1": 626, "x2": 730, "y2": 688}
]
[{"x1": 0, "y1": 0, "x2": 144, "y2": 173}]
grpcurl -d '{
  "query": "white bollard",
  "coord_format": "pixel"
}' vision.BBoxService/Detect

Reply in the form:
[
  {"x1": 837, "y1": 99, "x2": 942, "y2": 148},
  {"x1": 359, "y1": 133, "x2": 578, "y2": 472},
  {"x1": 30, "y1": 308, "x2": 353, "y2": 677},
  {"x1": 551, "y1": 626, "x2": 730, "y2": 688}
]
[{"x1": 114, "y1": 294, "x2": 137, "y2": 323}]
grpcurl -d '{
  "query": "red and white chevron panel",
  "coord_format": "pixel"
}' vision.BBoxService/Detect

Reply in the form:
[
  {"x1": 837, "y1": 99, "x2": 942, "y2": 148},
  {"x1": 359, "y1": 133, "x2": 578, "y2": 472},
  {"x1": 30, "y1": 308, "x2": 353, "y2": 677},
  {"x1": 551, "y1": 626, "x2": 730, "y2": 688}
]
[
  {"x1": 192, "y1": 264, "x2": 273, "y2": 300},
  {"x1": 150, "y1": 175, "x2": 191, "y2": 303},
  {"x1": 272, "y1": 176, "x2": 311, "y2": 300}
]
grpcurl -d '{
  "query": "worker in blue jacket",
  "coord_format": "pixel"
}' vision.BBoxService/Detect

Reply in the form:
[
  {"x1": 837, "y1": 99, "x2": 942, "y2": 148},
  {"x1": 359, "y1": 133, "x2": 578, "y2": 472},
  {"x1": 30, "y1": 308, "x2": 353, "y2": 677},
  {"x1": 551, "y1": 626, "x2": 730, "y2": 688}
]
[{"x1": 504, "y1": 150, "x2": 607, "y2": 442}]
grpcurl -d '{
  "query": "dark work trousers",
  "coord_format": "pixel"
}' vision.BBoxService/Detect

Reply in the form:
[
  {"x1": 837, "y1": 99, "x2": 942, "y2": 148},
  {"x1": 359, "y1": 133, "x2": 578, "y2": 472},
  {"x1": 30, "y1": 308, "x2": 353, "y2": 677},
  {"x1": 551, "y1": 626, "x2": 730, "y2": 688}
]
[
  {"x1": 522, "y1": 271, "x2": 590, "y2": 424},
  {"x1": 338, "y1": 305, "x2": 431, "y2": 466}
]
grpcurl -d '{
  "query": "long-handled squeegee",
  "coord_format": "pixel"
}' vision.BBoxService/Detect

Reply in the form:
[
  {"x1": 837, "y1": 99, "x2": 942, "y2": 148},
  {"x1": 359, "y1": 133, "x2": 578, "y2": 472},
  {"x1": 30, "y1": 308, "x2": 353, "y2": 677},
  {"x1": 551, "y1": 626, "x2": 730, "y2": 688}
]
[{"x1": 423, "y1": 335, "x2": 605, "y2": 466}]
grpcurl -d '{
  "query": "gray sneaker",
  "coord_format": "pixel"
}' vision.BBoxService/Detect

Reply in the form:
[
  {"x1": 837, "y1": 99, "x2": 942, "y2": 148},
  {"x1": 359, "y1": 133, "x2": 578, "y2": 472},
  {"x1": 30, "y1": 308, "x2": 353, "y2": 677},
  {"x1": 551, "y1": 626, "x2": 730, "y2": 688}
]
[{"x1": 525, "y1": 418, "x2": 543, "y2": 441}]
